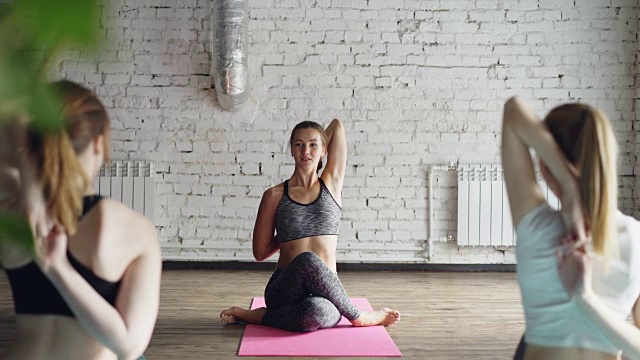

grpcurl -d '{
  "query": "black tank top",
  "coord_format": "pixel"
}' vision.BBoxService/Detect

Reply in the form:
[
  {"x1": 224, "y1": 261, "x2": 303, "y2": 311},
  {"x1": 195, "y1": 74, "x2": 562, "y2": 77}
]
[
  {"x1": 4, "y1": 195, "x2": 122, "y2": 316},
  {"x1": 275, "y1": 178, "x2": 342, "y2": 243}
]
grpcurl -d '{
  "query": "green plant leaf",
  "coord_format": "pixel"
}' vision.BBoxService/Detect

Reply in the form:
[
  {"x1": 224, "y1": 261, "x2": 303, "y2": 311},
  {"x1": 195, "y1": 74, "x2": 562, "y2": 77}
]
[
  {"x1": 11, "y1": 0, "x2": 100, "y2": 48},
  {"x1": 0, "y1": 0, "x2": 99, "y2": 128},
  {"x1": 0, "y1": 0, "x2": 102, "y2": 268},
  {"x1": 28, "y1": 84, "x2": 66, "y2": 132},
  {"x1": 0, "y1": 212, "x2": 35, "y2": 258}
]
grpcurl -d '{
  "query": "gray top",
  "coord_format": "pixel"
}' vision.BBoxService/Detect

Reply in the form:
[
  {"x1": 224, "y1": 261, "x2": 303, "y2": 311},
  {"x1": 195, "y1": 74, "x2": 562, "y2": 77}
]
[{"x1": 275, "y1": 178, "x2": 342, "y2": 243}]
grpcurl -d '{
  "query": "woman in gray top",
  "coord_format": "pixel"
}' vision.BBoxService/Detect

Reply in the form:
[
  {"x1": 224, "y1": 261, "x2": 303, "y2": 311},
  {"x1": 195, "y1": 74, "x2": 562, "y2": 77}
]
[{"x1": 220, "y1": 119, "x2": 400, "y2": 331}]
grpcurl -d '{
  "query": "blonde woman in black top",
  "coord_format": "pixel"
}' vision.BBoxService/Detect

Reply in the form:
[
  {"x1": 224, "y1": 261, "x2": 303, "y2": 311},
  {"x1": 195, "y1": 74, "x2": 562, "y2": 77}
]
[{"x1": 0, "y1": 81, "x2": 160, "y2": 360}]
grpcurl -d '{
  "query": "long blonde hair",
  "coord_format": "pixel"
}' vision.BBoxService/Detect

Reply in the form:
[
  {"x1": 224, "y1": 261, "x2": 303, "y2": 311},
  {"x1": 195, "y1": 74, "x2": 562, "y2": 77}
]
[
  {"x1": 544, "y1": 104, "x2": 618, "y2": 257},
  {"x1": 28, "y1": 81, "x2": 110, "y2": 235}
]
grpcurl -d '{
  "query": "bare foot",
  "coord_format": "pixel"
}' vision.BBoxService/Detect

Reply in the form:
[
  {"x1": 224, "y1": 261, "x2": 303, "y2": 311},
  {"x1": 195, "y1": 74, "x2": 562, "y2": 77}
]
[
  {"x1": 350, "y1": 308, "x2": 400, "y2": 327},
  {"x1": 220, "y1": 307, "x2": 266, "y2": 325}
]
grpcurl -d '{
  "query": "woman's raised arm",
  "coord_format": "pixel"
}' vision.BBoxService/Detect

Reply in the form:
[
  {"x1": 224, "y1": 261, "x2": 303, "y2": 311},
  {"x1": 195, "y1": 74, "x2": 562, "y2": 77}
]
[
  {"x1": 0, "y1": 120, "x2": 49, "y2": 251},
  {"x1": 321, "y1": 119, "x2": 347, "y2": 200},
  {"x1": 501, "y1": 96, "x2": 582, "y2": 238}
]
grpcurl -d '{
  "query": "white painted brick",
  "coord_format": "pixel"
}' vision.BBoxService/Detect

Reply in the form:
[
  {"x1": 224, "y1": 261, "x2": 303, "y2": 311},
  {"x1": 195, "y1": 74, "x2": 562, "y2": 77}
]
[
  {"x1": 51, "y1": 0, "x2": 640, "y2": 264},
  {"x1": 82, "y1": 74, "x2": 103, "y2": 87},
  {"x1": 98, "y1": 62, "x2": 135, "y2": 73},
  {"x1": 375, "y1": 231, "x2": 392, "y2": 241}
]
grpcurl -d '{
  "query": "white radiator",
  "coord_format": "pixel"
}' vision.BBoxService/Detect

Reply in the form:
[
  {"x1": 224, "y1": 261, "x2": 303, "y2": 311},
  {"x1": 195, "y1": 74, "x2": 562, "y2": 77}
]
[
  {"x1": 457, "y1": 165, "x2": 559, "y2": 247},
  {"x1": 94, "y1": 161, "x2": 155, "y2": 220}
]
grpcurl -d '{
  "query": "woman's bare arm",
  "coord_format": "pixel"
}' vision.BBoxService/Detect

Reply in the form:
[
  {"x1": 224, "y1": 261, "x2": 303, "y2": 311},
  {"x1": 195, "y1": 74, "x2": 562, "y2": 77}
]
[
  {"x1": 252, "y1": 187, "x2": 280, "y2": 262},
  {"x1": 321, "y1": 119, "x2": 347, "y2": 204},
  {"x1": 39, "y1": 212, "x2": 161, "y2": 360},
  {"x1": 576, "y1": 291, "x2": 640, "y2": 358},
  {"x1": 501, "y1": 97, "x2": 583, "y2": 238},
  {"x1": 0, "y1": 120, "x2": 49, "y2": 239},
  {"x1": 558, "y1": 239, "x2": 640, "y2": 358}
]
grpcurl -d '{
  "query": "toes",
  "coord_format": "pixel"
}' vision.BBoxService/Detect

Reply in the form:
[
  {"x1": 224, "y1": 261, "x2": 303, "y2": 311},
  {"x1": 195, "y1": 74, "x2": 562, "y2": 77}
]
[
  {"x1": 386, "y1": 309, "x2": 400, "y2": 317},
  {"x1": 384, "y1": 309, "x2": 400, "y2": 325}
]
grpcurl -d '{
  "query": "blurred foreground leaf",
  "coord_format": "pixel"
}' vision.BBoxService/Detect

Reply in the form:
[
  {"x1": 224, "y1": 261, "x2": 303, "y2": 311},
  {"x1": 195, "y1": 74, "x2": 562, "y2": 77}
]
[
  {"x1": 0, "y1": 0, "x2": 99, "y2": 130},
  {"x1": 0, "y1": 0, "x2": 100, "y2": 263},
  {"x1": 3, "y1": 0, "x2": 99, "y2": 49},
  {"x1": 0, "y1": 212, "x2": 35, "y2": 267}
]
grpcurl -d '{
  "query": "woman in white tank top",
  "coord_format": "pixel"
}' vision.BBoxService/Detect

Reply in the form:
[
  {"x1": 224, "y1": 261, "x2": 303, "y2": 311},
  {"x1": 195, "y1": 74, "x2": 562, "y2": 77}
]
[{"x1": 502, "y1": 96, "x2": 640, "y2": 360}]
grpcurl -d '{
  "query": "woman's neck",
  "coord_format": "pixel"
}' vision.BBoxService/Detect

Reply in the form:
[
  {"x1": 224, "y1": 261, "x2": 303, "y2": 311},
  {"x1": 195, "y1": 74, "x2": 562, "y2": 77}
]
[
  {"x1": 290, "y1": 170, "x2": 318, "y2": 188},
  {"x1": 83, "y1": 180, "x2": 97, "y2": 196}
]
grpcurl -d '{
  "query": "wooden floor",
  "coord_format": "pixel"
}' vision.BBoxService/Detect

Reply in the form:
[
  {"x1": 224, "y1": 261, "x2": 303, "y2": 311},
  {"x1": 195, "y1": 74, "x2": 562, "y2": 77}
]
[{"x1": 0, "y1": 269, "x2": 525, "y2": 359}]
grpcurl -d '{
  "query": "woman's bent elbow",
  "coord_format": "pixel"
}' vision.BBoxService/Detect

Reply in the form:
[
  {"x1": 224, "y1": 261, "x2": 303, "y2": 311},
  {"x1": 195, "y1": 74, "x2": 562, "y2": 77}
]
[
  {"x1": 253, "y1": 251, "x2": 267, "y2": 262},
  {"x1": 119, "y1": 352, "x2": 142, "y2": 360},
  {"x1": 117, "y1": 344, "x2": 147, "y2": 360},
  {"x1": 503, "y1": 96, "x2": 526, "y2": 116},
  {"x1": 114, "y1": 336, "x2": 150, "y2": 360}
]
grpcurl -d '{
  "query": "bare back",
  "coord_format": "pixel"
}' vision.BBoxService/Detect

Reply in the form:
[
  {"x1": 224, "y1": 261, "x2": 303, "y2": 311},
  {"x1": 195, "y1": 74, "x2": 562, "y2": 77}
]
[{"x1": 0, "y1": 165, "x2": 160, "y2": 360}]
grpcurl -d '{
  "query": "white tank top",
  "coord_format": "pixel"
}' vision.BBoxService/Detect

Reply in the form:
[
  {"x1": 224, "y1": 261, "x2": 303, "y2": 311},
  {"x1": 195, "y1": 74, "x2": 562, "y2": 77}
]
[{"x1": 516, "y1": 203, "x2": 640, "y2": 355}]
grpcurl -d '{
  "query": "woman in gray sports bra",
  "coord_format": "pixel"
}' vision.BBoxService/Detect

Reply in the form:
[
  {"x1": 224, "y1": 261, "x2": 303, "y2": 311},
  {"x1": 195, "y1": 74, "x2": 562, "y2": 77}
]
[{"x1": 220, "y1": 119, "x2": 400, "y2": 331}]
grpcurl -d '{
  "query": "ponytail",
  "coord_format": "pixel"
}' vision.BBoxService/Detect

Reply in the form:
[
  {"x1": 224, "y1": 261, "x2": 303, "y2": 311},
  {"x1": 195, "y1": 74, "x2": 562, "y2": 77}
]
[
  {"x1": 31, "y1": 129, "x2": 87, "y2": 235},
  {"x1": 27, "y1": 80, "x2": 110, "y2": 236},
  {"x1": 576, "y1": 109, "x2": 618, "y2": 257},
  {"x1": 545, "y1": 104, "x2": 618, "y2": 259}
]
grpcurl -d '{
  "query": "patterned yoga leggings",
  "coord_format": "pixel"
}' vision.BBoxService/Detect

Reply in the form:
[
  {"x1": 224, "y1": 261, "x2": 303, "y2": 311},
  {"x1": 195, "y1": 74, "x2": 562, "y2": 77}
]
[{"x1": 261, "y1": 251, "x2": 361, "y2": 332}]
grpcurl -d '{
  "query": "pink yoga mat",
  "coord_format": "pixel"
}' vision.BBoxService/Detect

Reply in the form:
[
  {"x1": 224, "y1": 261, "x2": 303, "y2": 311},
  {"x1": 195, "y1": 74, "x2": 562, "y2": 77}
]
[{"x1": 238, "y1": 297, "x2": 402, "y2": 357}]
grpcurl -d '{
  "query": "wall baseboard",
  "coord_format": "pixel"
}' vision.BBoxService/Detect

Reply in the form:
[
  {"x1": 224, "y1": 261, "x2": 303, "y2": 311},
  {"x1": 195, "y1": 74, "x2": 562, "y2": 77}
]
[{"x1": 162, "y1": 261, "x2": 515, "y2": 272}]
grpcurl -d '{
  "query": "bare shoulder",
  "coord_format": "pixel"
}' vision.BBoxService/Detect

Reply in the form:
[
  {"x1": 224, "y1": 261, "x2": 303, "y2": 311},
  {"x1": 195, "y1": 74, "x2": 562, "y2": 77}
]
[
  {"x1": 263, "y1": 183, "x2": 284, "y2": 203},
  {"x1": 95, "y1": 198, "x2": 158, "y2": 249}
]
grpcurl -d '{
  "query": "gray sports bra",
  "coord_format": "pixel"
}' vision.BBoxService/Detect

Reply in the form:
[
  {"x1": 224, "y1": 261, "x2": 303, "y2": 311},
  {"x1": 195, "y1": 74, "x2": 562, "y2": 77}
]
[{"x1": 274, "y1": 178, "x2": 342, "y2": 243}]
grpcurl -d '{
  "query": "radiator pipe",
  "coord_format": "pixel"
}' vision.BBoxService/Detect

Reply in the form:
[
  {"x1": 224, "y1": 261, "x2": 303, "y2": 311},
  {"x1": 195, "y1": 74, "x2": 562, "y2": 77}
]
[
  {"x1": 427, "y1": 163, "x2": 457, "y2": 261},
  {"x1": 212, "y1": 0, "x2": 249, "y2": 111}
]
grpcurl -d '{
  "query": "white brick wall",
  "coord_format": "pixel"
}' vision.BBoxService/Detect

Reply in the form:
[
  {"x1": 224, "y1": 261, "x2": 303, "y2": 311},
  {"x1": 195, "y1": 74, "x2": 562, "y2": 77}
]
[{"x1": 46, "y1": 0, "x2": 640, "y2": 263}]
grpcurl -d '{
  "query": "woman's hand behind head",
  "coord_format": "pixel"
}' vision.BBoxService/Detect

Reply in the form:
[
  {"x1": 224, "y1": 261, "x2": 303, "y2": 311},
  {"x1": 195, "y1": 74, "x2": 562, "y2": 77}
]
[
  {"x1": 35, "y1": 223, "x2": 70, "y2": 275},
  {"x1": 557, "y1": 235, "x2": 592, "y2": 298}
]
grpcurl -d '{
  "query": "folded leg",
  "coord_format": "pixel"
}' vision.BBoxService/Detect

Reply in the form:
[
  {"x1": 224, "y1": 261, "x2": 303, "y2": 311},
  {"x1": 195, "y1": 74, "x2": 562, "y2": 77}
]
[
  {"x1": 264, "y1": 252, "x2": 360, "y2": 320},
  {"x1": 262, "y1": 296, "x2": 341, "y2": 332}
]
